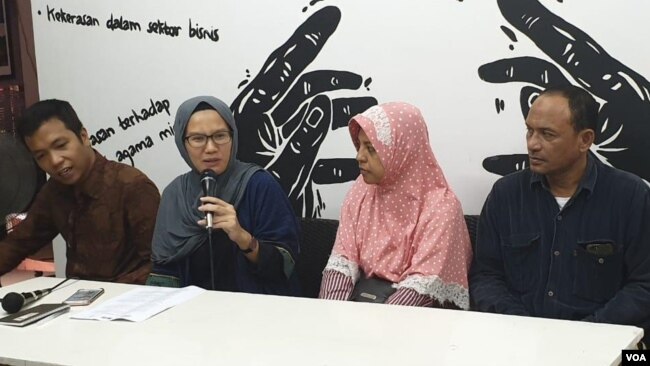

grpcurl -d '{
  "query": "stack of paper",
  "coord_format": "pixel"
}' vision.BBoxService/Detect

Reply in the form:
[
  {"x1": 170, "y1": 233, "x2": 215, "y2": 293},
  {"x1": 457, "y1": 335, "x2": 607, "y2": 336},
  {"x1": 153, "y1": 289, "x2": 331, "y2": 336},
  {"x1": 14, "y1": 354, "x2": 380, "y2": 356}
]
[{"x1": 71, "y1": 286, "x2": 205, "y2": 322}]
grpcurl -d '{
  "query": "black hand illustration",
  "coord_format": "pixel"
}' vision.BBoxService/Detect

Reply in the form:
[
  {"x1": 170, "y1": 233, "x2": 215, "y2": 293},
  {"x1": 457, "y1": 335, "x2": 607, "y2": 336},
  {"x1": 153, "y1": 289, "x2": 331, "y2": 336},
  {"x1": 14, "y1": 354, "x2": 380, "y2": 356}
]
[
  {"x1": 231, "y1": 6, "x2": 377, "y2": 217},
  {"x1": 479, "y1": 0, "x2": 650, "y2": 181}
]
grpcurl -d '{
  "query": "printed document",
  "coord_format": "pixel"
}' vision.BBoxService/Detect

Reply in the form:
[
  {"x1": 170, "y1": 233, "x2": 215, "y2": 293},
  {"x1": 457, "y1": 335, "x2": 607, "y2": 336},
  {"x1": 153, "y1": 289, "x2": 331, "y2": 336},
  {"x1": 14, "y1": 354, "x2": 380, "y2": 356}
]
[{"x1": 71, "y1": 286, "x2": 205, "y2": 322}]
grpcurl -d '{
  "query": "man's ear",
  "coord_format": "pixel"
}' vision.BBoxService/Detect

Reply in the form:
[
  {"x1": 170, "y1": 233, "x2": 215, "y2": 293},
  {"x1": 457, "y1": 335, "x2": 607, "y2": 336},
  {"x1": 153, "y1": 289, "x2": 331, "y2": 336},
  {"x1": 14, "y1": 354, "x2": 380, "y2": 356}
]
[
  {"x1": 80, "y1": 128, "x2": 91, "y2": 147},
  {"x1": 579, "y1": 128, "x2": 595, "y2": 152}
]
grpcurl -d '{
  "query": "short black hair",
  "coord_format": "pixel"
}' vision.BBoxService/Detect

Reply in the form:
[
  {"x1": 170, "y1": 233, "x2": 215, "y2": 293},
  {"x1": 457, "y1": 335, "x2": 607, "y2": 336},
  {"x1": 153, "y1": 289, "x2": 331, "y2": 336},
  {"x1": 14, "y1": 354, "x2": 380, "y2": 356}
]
[
  {"x1": 17, "y1": 99, "x2": 84, "y2": 141},
  {"x1": 539, "y1": 85, "x2": 599, "y2": 132}
]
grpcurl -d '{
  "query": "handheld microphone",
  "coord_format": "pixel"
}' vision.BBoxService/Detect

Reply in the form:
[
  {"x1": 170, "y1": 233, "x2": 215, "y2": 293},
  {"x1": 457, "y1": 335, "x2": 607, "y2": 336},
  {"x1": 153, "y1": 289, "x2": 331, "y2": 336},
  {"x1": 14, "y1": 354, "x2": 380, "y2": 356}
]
[
  {"x1": 2, "y1": 288, "x2": 52, "y2": 314},
  {"x1": 200, "y1": 170, "x2": 218, "y2": 230}
]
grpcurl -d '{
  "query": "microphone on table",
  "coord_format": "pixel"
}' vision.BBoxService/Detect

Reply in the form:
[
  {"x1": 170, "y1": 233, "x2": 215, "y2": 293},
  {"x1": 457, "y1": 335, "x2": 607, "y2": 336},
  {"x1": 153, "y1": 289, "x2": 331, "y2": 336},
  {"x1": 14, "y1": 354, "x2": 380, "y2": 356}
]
[
  {"x1": 1, "y1": 278, "x2": 70, "y2": 314},
  {"x1": 200, "y1": 169, "x2": 218, "y2": 231},
  {"x1": 2, "y1": 288, "x2": 53, "y2": 314}
]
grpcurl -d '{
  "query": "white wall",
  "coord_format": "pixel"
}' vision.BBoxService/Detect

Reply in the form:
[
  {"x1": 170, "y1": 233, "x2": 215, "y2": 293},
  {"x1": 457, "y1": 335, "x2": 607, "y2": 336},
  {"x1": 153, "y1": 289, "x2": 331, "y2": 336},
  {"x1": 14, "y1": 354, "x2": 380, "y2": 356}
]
[{"x1": 31, "y1": 0, "x2": 650, "y2": 222}]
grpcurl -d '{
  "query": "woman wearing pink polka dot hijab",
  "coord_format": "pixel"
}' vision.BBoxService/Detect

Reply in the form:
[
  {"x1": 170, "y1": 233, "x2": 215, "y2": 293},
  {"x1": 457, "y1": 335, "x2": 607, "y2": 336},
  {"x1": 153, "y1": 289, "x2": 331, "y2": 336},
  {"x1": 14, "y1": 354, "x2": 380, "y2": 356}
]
[{"x1": 319, "y1": 102, "x2": 472, "y2": 308}]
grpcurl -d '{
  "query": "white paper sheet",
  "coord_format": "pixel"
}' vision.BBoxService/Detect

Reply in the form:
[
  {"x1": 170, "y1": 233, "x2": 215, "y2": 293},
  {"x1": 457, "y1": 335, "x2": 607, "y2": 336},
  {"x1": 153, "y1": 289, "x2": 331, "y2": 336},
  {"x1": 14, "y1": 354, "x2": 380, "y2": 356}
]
[{"x1": 70, "y1": 286, "x2": 205, "y2": 322}]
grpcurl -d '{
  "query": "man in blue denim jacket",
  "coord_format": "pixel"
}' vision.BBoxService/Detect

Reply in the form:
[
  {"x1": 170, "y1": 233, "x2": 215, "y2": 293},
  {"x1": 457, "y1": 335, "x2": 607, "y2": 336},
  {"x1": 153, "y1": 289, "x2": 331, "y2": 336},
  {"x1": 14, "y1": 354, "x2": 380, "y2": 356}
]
[{"x1": 469, "y1": 85, "x2": 650, "y2": 343}]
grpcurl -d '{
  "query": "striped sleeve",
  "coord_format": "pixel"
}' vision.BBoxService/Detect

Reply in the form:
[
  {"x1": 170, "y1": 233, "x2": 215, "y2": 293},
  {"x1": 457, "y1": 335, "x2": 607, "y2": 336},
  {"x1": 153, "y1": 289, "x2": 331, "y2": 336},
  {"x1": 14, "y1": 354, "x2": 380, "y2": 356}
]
[
  {"x1": 386, "y1": 287, "x2": 434, "y2": 307},
  {"x1": 319, "y1": 269, "x2": 354, "y2": 300}
]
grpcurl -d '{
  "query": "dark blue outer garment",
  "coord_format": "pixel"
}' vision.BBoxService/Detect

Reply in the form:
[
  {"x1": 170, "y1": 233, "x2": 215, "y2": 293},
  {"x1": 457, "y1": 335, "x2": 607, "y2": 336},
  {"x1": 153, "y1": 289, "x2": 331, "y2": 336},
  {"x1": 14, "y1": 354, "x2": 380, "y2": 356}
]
[{"x1": 470, "y1": 152, "x2": 650, "y2": 341}]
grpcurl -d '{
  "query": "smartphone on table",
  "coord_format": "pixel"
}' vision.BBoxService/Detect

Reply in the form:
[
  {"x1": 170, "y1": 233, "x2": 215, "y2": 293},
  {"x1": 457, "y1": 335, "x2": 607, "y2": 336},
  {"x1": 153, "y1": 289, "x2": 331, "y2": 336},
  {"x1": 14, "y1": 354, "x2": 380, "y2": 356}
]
[{"x1": 63, "y1": 288, "x2": 105, "y2": 306}]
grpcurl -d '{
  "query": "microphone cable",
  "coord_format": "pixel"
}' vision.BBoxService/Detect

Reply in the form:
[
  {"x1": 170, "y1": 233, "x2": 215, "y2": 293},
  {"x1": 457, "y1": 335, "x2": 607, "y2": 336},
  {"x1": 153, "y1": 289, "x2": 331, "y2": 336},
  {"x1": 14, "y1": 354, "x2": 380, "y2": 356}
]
[
  {"x1": 208, "y1": 227, "x2": 215, "y2": 291},
  {"x1": 200, "y1": 169, "x2": 217, "y2": 291},
  {"x1": 0, "y1": 277, "x2": 71, "y2": 302},
  {"x1": 50, "y1": 278, "x2": 72, "y2": 292}
]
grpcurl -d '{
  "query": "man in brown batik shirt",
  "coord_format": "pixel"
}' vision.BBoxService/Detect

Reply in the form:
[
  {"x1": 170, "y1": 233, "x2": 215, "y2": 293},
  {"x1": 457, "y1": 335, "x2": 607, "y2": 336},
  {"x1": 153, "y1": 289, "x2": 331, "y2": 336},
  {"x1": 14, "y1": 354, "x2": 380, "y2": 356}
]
[{"x1": 0, "y1": 99, "x2": 160, "y2": 284}]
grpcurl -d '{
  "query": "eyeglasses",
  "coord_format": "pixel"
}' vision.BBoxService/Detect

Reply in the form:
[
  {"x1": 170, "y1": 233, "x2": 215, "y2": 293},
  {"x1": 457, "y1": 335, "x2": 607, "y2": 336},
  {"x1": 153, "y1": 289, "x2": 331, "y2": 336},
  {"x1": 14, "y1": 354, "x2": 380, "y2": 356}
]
[{"x1": 184, "y1": 131, "x2": 232, "y2": 148}]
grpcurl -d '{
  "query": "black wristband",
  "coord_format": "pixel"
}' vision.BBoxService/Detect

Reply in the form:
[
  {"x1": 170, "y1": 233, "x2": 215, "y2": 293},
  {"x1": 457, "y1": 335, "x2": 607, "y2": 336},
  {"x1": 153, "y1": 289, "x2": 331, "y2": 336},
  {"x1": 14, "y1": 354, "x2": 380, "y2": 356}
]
[{"x1": 240, "y1": 236, "x2": 258, "y2": 254}]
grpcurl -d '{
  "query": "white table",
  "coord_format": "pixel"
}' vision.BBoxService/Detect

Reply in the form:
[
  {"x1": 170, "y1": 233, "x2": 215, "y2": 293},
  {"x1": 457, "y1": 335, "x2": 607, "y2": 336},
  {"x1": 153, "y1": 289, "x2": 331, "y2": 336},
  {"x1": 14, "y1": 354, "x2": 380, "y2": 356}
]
[{"x1": 0, "y1": 277, "x2": 643, "y2": 366}]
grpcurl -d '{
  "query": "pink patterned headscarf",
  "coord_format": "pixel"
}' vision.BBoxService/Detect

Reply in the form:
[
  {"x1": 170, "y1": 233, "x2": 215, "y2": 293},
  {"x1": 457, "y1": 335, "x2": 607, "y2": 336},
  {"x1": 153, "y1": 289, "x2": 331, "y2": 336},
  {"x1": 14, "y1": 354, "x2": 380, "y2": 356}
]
[{"x1": 328, "y1": 102, "x2": 472, "y2": 308}]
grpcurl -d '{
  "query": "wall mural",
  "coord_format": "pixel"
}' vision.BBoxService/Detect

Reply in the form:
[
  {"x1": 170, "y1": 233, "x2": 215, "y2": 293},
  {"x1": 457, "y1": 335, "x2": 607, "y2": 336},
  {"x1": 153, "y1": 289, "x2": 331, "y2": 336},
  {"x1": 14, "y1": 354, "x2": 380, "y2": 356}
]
[
  {"x1": 231, "y1": 6, "x2": 376, "y2": 217},
  {"x1": 480, "y1": 0, "x2": 650, "y2": 181},
  {"x1": 29, "y1": 0, "x2": 650, "y2": 222}
]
